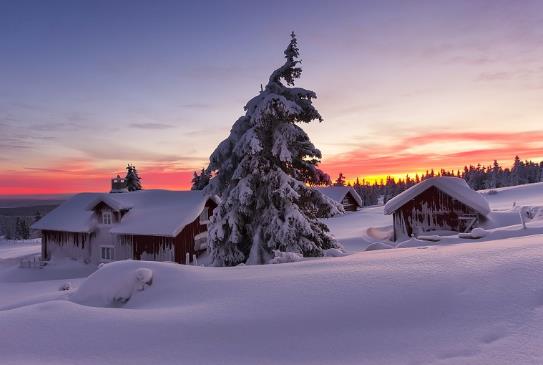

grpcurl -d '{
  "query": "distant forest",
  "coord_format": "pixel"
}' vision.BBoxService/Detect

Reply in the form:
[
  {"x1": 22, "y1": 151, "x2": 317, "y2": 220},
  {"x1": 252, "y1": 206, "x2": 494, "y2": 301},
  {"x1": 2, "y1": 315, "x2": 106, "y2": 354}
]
[{"x1": 333, "y1": 156, "x2": 543, "y2": 207}]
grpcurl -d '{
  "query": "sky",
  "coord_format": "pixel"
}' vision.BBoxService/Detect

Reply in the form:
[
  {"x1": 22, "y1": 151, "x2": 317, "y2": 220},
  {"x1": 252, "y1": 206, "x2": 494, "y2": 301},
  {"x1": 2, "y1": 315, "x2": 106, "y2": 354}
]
[{"x1": 0, "y1": 0, "x2": 542, "y2": 195}]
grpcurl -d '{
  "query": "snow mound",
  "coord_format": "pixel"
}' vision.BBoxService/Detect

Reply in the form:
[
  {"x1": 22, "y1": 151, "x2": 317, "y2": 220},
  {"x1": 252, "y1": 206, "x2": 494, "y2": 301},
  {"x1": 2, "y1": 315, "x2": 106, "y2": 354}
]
[
  {"x1": 366, "y1": 226, "x2": 393, "y2": 241},
  {"x1": 365, "y1": 242, "x2": 394, "y2": 251},
  {"x1": 470, "y1": 227, "x2": 488, "y2": 238},
  {"x1": 396, "y1": 238, "x2": 440, "y2": 248},
  {"x1": 459, "y1": 227, "x2": 488, "y2": 239},
  {"x1": 70, "y1": 262, "x2": 153, "y2": 307},
  {"x1": 324, "y1": 248, "x2": 347, "y2": 257},
  {"x1": 59, "y1": 282, "x2": 73, "y2": 291},
  {"x1": 416, "y1": 234, "x2": 441, "y2": 242},
  {"x1": 269, "y1": 250, "x2": 303, "y2": 264}
]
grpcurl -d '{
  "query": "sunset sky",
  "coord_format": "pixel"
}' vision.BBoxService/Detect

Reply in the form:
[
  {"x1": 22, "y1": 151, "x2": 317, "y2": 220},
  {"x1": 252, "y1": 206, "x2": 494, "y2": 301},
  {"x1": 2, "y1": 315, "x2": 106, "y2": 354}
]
[{"x1": 1, "y1": 0, "x2": 542, "y2": 195}]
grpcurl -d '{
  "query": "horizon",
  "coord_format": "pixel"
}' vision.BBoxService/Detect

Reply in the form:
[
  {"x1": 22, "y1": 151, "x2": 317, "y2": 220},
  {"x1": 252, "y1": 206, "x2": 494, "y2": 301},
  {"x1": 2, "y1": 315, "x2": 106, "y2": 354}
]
[{"x1": 1, "y1": 0, "x2": 542, "y2": 195}]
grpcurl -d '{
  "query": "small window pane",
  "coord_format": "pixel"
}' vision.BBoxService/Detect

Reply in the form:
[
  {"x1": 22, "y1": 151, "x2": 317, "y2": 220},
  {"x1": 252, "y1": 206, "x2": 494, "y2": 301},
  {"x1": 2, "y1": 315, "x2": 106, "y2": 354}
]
[
  {"x1": 102, "y1": 212, "x2": 112, "y2": 225},
  {"x1": 100, "y1": 246, "x2": 113, "y2": 260}
]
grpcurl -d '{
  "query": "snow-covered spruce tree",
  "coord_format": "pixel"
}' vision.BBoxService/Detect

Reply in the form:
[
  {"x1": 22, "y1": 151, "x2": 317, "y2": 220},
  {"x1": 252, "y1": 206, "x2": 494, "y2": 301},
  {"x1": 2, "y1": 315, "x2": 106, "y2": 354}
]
[
  {"x1": 125, "y1": 164, "x2": 142, "y2": 191},
  {"x1": 204, "y1": 32, "x2": 343, "y2": 266}
]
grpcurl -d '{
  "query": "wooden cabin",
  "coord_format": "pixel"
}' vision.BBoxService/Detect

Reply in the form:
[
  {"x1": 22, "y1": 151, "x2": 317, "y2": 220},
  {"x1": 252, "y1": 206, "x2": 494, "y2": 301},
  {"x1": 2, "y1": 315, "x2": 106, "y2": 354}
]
[
  {"x1": 384, "y1": 177, "x2": 490, "y2": 241},
  {"x1": 315, "y1": 186, "x2": 363, "y2": 211},
  {"x1": 32, "y1": 189, "x2": 218, "y2": 265}
]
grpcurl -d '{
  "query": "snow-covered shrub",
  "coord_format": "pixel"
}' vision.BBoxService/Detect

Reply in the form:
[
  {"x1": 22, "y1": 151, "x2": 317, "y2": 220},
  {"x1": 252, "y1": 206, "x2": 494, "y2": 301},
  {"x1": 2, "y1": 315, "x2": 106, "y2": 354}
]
[{"x1": 269, "y1": 250, "x2": 303, "y2": 264}]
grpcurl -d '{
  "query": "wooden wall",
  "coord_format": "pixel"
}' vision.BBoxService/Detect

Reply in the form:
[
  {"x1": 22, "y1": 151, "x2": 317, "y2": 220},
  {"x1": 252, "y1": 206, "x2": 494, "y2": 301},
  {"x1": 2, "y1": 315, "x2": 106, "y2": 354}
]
[
  {"x1": 392, "y1": 186, "x2": 483, "y2": 241},
  {"x1": 42, "y1": 230, "x2": 94, "y2": 261},
  {"x1": 118, "y1": 199, "x2": 217, "y2": 264},
  {"x1": 342, "y1": 193, "x2": 360, "y2": 211}
]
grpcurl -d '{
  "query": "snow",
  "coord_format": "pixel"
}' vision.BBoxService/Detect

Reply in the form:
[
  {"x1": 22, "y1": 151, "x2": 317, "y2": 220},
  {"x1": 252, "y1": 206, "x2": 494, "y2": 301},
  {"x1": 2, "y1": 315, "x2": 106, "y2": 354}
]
[
  {"x1": 0, "y1": 238, "x2": 41, "y2": 260},
  {"x1": 481, "y1": 182, "x2": 543, "y2": 209},
  {"x1": 71, "y1": 263, "x2": 153, "y2": 307},
  {"x1": 315, "y1": 186, "x2": 363, "y2": 208},
  {"x1": 384, "y1": 176, "x2": 491, "y2": 215},
  {"x1": 32, "y1": 190, "x2": 217, "y2": 237},
  {"x1": 269, "y1": 249, "x2": 303, "y2": 264},
  {"x1": 2, "y1": 182, "x2": 543, "y2": 364}
]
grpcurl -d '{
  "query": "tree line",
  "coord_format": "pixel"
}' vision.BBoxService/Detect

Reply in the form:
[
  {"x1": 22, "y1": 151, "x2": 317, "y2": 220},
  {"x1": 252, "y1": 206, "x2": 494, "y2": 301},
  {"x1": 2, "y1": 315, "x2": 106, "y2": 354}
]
[{"x1": 333, "y1": 156, "x2": 543, "y2": 206}]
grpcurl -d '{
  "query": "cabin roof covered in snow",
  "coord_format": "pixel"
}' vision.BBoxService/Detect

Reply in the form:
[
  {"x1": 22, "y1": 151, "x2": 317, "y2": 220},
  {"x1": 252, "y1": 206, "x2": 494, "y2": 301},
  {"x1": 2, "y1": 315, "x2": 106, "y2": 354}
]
[
  {"x1": 32, "y1": 190, "x2": 218, "y2": 237},
  {"x1": 315, "y1": 186, "x2": 363, "y2": 207},
  {"x1": 383, "y1": 177, "x2": 491, "y2": 216}
]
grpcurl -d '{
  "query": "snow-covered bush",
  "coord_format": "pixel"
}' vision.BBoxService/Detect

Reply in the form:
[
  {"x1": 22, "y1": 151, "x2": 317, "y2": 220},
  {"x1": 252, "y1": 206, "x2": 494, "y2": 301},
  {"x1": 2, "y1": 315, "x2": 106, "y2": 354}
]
[
  {"x1": 71, "y1": 264, "x2": 153, "y2": 307},
  {"x1": 203, "y1": 33, "x2": 342, "y2": 266},
  {"x1": 269, "y1": 250, "x2": 303, "y2": 264}
]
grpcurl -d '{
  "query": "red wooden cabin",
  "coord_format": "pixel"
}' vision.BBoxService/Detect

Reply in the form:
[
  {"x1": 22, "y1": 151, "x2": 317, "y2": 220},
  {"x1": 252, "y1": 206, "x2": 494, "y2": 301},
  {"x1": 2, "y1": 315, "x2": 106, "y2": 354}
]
[
  {"x1": 33, "y1": 189, "x2": 218, "y2": 265},
  {"x1": 384, "y1": 177, "x2": 490, "y2": 241}
]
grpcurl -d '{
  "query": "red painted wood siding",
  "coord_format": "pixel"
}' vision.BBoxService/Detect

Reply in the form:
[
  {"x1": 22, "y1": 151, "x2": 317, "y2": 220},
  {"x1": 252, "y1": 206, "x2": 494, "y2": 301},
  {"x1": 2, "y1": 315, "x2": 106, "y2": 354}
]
[{"x1": 122, "y1": 199, "x2": 217, "y2": 264}]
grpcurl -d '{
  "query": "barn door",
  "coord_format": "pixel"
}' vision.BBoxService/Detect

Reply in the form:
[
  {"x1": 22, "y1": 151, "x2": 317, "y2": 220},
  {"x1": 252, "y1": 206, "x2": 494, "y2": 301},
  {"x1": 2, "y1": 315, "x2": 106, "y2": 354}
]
[{"x1": 458, "y1": 214, "x2": 477, "y2": 233}]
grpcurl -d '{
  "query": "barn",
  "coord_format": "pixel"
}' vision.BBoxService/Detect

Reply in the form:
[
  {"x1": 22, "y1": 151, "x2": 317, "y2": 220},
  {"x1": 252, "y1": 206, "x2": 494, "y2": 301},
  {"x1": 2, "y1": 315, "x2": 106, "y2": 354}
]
[
  {"x1": 384, "y1": 177, "x2": 490, "y2": 241},
  {"x1": 32, "y1": 190, "x2": 218, "y2": 264},
  {"x1": 315, "y1": 186, "x2": 363, "y2": 211}
]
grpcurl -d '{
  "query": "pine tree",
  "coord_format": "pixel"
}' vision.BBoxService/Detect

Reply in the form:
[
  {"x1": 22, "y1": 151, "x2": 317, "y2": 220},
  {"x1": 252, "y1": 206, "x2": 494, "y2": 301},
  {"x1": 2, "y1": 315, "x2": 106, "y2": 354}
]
[
  {"x1": 191, "y1": 168, "x2": 211, "y2": 190},
  {"x1": 333, "y1": 173, "x2": 346, "y2": 186},
  {"x1": 15, "y1": 217, "x2": 22, "y2": 239},
  {"x1": 34, "y1": 210, "x2": 42, "y2": 223},
  {"x1": 20, "y1": 219, "x2": 30, "y2": 240},
  {"x1": 125, "y1": 164, "x2": 142, "y2": 191},
  {"x1": 203, "y1": 32, "x2": 342, "y2": 266},
  {"x1": 14, "y1": 218, "x2": 29, "y2": 240}
]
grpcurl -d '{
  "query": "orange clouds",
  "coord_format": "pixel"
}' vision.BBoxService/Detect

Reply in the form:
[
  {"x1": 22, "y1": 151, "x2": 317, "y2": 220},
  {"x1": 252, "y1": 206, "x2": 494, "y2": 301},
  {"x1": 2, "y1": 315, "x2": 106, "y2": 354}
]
[
  {"x1": 1, "y1": 131, "x2": 541, "y2": 196},
  {"x1": 0, "y1": 161, "x2": 194, "y2": 195},
  {"x1": 321, "y1": 131, "x2": 543, "y2": 180}
]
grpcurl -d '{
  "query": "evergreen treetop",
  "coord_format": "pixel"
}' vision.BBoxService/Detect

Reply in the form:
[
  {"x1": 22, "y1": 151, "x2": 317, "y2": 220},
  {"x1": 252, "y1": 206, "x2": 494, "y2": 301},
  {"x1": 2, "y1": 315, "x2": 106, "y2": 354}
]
[{"x1": 125, "y1": 164, "x2": 142, "y2": 192}]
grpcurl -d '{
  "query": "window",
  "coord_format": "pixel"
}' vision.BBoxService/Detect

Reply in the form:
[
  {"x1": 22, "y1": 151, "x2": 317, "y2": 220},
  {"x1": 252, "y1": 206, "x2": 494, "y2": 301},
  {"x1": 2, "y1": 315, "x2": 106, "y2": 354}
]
[
  {"x1": 102, "y1": 211, "x2": 112, "y2": 225},
  {"x1": 194, "y1": 231, "x2": 208, "y2": 251},
  {"x1": 199, "y1": 208, "x2": 209, "y2": 224},
  {"x1": 100, "y1": 246, "x2": 114, "y2": 261}
]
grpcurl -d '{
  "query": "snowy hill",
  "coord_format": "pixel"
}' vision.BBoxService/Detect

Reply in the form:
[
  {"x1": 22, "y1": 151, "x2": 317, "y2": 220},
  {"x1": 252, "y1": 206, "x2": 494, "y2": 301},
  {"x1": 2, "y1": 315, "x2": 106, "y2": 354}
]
[
  {"x1": 482, "y1": 181, "x2": 543, "y2": 209},
  {"x1": 1, "y1": 182, "x2": 543, "y2": 364}
]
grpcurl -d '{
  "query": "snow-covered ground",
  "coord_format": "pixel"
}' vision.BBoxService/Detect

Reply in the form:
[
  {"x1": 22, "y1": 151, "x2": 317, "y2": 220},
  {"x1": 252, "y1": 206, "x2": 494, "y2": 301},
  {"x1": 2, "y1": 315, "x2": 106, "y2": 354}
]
[{"x1": 1, "y1": 182, "x2": 543, "y2": 364}]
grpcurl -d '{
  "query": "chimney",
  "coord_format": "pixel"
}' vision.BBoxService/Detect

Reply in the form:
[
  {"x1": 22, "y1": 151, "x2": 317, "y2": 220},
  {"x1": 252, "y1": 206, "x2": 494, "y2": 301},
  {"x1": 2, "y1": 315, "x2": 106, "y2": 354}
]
[{"x1": 110, "y1": 175, "x2": 128, "y2": 193}]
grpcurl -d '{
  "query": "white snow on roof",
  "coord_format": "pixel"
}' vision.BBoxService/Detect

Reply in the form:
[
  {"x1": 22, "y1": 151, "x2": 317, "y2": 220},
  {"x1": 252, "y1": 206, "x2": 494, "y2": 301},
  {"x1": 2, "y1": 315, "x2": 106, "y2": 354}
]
[
  {"x1": 384, "y1": 177, "x2": 490, "y2": 216},
  {"x1": 315, "y1": 186, "x2": 363, "y2": 207},
  {"x1": 32, "y1": 190, "x2": 217, "y2": 237},
  {"x1": 85, "y1": 194, "x2": 133, "y2": 211}
]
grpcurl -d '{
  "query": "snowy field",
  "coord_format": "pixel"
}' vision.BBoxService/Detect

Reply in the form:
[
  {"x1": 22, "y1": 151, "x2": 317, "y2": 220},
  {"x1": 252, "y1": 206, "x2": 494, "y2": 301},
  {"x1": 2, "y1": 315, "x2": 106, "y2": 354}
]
[{"x1": 1, "y1": 182, "x2": 543, "y2": 364}]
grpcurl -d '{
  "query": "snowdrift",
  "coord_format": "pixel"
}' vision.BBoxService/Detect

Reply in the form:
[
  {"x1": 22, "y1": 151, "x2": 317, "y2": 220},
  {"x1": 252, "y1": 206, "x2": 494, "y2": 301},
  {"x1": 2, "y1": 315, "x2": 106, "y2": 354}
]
[
  {"x1": 4, "y1": 236, "x2": 543, "y2": 364},
  {"x1": 70, "y1": 261, "x2": 153, "y2": 307}
]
